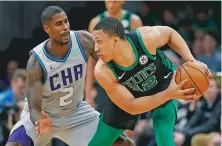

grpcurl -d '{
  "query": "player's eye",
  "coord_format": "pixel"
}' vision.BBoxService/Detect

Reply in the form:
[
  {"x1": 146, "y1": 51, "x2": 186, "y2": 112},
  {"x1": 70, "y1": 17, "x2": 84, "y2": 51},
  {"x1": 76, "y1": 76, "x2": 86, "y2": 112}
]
[
  {"x1": 97, "y1": 40, "x2": 102, "y2": 44},
  {"x1": 56, "y1": 22, "x2": 61, "y2": 26},
  {"x1": 64, "y1": 19, "x2": 69, "y2": 24}
]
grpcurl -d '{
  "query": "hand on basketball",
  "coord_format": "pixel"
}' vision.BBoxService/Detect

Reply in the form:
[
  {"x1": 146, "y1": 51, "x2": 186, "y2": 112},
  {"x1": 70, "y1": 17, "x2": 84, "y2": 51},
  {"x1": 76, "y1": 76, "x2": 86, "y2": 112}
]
[
  {"x1": 166, "y1": 72, "x2": 196, "y2": 101},
  {"x1": 189, "y1": 60, "x2": 211, "y2": 77},
  {"x1": 35, "y1": 111, "x2": 52, "y2": 136}
]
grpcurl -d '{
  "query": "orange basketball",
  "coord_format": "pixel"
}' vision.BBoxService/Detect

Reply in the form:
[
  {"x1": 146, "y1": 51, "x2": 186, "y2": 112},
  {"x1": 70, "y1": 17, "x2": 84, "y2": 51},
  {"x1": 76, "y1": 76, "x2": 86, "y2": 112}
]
[{"x1": 175, "y1": 61, "x2": 210, "y2": 99}]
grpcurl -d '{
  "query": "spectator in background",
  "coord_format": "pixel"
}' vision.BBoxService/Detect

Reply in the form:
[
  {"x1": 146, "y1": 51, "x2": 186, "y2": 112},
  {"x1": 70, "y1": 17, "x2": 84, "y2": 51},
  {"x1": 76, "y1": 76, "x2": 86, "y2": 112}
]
[
  {"x1": 177, "y1": 5, "x2": 193, "y2": 48},
  {"x1": 192, "y1": 8, "x2": 219, "y2": 39},
  {"x1": 191, "y1": 38, "x2": 203, "y2": 58},
  {"x1": 197, "y1": 32, "x2": 221, "y2": 72},
  {"x1": 174, "y1": 100, "x2": 198, "y2": 134},
  {"x1": 174, "y1": 78, "x2": 221, "y2": 146},
  {"x1": 0, "y1": 69, "x2": 25, "y2": 145},
  {"x1": 191, "y1": 132, "x2": 221, "y2": 146},
  {"x1": 138, "y1": 2, "x2": 157, "y2": 26},
  {"x1": 133, "y1": 112, "x2": 156, "y2": 146},
  {"x1": 0, "y1": 69, "x2": 26, "y2": 114},
  {"x1": 161, "y1": 8, "x2": 178, "y2": 31},
  {"x1": 209, "y1": 133, "x2": 221, "y2": 146},
  {"x1": 0, "y1": 60, "x2": 18, "y2": 91}
]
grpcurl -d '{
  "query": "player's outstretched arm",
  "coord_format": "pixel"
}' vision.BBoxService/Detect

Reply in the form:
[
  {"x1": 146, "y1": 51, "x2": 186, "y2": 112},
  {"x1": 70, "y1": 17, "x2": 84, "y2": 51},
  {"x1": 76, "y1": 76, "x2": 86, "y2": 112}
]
[
  {"x1": 137, "y1": 26, "x2": 210, "y2": 73},
  {"x1": 26, "y1": 55, "x2": 44, "y2": 124},
  {"x1": 138, "y1": 26, "x2": 195, "y2": 62},
  {"x1": 94, "y1": 60, "x2": 196, "y2": 115}
]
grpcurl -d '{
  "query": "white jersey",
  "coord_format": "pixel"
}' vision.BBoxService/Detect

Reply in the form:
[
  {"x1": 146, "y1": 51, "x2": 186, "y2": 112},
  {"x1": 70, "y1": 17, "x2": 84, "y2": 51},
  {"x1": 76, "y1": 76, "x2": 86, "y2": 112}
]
[{"x1": 31, "y1": 31, "x2": 88, "y2": 117}]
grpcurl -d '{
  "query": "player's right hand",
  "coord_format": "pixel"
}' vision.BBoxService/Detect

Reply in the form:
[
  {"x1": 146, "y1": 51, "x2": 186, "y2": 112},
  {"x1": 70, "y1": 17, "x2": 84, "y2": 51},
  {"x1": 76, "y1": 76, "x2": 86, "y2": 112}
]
[
  {"x1": 35, "y1": 111, "x2": 52, "y2": 136},
  {"x1": 165, "y1": 72, "x2": 196, "y2": 101}
]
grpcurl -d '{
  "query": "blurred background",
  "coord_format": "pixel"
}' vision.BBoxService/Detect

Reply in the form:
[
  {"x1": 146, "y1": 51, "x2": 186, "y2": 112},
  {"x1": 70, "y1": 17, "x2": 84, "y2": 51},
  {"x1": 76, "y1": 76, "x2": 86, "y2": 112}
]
[{"x1": 0, "y1": 1, "x2": 221, "y2": 146}]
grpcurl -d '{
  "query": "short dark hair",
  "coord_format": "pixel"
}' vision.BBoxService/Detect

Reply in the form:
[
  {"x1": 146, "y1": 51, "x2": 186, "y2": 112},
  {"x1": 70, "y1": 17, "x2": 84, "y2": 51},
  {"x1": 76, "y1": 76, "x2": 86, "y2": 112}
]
[
  {"x1": 94, "y1": 17, "x2": 125, "y2": 40},
  {"x1": 41, "y1": 5, "x2": 64, "y2": 25}
]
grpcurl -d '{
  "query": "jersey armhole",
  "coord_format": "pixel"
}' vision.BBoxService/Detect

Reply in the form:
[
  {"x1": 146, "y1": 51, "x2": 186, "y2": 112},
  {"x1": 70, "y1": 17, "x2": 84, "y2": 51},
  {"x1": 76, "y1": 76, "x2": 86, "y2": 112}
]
[
  {"x1": 135, "y1": 29, "x2": 156, "y2": 60},
  {"x1": 30, "y1": 50, "x2": 48, "y2": 84},
  {"x1": 106, "y1": 62, "x2": 118, "y2": 80},
  {"x1": 157, "y1": 49, "x2": 177, "y2": 72}
]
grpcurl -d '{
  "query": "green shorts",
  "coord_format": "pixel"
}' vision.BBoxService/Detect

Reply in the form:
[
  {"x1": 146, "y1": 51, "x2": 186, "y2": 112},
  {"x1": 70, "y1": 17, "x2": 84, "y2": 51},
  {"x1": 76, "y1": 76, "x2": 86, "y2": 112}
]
[{"x1": 88, "y1": 100, "x2": 178, "y2": 146}]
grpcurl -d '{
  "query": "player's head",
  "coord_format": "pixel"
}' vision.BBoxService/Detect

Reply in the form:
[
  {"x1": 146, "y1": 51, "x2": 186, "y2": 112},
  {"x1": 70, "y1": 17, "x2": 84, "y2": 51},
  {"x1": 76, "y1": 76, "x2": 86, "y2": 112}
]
[
  {"x1": 105, "y1": 0, "x2": 125, "y2": 15},
  {"x1": 41, "y1": 6, "x2": 70, "y2": 45},
  {"x1": 93, "y1": 17, "x2": 125, "y2": 62}
]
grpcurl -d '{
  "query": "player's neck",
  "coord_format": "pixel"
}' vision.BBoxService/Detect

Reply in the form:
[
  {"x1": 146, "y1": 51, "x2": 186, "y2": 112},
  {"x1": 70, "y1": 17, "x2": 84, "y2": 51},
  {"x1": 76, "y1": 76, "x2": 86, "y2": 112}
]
[
  {"x1": 46, "y1": 40, "x2": 70, "y2": 58},
  {"x1": 107, "y1": 9, "x2": 124, "y2": 19},
  {"x1": 113, "y1": 39, "x2": 136, "y2": 68}
]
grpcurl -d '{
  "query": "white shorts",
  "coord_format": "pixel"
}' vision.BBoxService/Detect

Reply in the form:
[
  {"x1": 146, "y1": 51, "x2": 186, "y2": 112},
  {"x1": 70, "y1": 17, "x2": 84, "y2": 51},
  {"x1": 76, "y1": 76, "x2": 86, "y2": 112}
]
[{"x1": 9, "y1": 101, "x2": 100, "y2": 146}]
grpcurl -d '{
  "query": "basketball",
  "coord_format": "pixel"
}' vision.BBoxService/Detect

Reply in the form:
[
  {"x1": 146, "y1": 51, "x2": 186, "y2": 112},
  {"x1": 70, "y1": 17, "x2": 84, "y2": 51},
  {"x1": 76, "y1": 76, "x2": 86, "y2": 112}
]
[{"x1": 175, "y1": 61, "x2": 211, "y2": 99}]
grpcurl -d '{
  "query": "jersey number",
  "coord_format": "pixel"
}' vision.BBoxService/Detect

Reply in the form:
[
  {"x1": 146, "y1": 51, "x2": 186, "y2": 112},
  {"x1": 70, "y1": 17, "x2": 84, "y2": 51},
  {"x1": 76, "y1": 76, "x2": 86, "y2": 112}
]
[
  {"x1": 142, "y1": 75, "x2": 158, "y2": 91},
  {"x1": 59, "y1": 87, "x2": 73, "y2": 107}
]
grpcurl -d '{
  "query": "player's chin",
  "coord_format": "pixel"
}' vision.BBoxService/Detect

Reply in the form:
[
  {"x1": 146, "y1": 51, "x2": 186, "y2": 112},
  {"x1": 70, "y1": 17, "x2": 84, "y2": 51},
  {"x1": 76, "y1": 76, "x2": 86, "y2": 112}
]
[
  {"x1": 102, "y1": 56, "x2": 111, "y2": 62},
  {"x1": 62, "y1": 38, "x2": 70, "y2": 44},
  {"x1": 61, "y1": 35, "x2": 70, "y2": 44}
]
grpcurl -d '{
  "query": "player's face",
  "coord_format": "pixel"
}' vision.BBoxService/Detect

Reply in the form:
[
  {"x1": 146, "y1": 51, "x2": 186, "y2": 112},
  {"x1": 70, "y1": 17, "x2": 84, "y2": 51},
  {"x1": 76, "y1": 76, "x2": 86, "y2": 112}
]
[
  {"x1": 204, "y1": 79, "x2": 219, "y2": 101},
  {"x1": 93, "y1": 30, "x2": 116, "y2": 62},
  {"x1": 44, "y1": 12, "x2": 70, "y2": 45},
  {"x1": 105, "y1": 0, "x2": 124, "y2": 15}
]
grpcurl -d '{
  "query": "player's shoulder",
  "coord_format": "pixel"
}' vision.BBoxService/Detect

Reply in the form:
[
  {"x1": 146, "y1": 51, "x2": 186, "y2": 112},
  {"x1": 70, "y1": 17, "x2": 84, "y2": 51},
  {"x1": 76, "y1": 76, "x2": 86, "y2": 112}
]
[
  {"x1": 124, "y1": 10, "x2": 143, "y2": 28},
  {"x1": 94, "y1": 59, "x2": 108, "y2": 77},
  {"x1": 26, "y1": 54, "x2": 44, "y2": 80},
  {"x1": 74, "y1": 30, "x2": 94, "y2": 57},
  {"x1": 32, "y1": 39, "x2": 48, "y2": 53},
  {"x1": 94, "y1": 60, "x2": 116, "y2": 84},
  {"x1": 75, "y1": 30, "x2": 93, "y2": 40},
  {"x1": 137, "y1": 26, "x2": 161, "y2": 42},
  {"x1": 90, "y1": 16, "x2": 100, "y2": 23},
  {"x1": 89, "y1": 16, "x2": 100, "y2": 32},
  {"x1": 130, "y1": 13, "x2": 141, "y2": 22}
]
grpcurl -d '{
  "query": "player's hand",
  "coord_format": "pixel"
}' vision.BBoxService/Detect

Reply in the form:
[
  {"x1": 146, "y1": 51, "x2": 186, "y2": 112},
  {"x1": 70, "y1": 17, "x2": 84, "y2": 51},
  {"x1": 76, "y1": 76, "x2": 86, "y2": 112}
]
[
  {"x1": 35, "y1": 111, "x2": 52, "y2": 136},
  {"x1": 165, "y1": 72, "x2": 196, "y2": 101},
  {"x1": 189, "y1": 60, "x2": 211, "y2": 77}
]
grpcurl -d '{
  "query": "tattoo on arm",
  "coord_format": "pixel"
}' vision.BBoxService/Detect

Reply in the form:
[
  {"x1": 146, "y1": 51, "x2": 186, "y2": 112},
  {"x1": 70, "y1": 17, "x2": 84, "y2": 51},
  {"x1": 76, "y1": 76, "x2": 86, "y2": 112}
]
[
  {"x1": 26, "y1": 54, "x2": 44, "y2": 124},
  {"x1": 77, "y1": 30, "x2": 98, "y2": 61}
]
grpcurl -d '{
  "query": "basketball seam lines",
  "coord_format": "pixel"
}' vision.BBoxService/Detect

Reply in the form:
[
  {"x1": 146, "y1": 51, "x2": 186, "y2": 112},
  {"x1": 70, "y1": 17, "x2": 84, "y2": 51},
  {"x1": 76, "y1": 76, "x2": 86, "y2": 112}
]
[
  {"x1": 182, "y1": 66, "x2": 203, "y2": 97},
  {"x1": 186, "y1": 64, "x2": 210, "y2": 85}
]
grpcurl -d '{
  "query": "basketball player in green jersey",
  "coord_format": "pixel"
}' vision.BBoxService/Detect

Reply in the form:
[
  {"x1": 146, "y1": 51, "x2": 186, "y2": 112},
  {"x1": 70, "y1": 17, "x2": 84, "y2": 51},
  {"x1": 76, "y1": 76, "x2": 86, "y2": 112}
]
[
  {"x1": 88, "y1": 0, "x2": 143, "y2": 33},
  {"x1": 86, "y1": 1, "x2": 142, "y2": 144},
  {"x1": 85, "y1": 0, "x2": 143, "y2": 143},
  {"x1": 86, "y1": 0, "x2": 143, "y2": 107},
  {"x1": 88, "y1": 17, "x2": 210, "y2": 146}
]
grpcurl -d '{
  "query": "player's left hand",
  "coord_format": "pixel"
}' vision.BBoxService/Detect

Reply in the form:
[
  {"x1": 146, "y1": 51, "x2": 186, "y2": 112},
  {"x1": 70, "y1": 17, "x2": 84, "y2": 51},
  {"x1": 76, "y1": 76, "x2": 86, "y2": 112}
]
[
  {"x1": 189, "y1": 60, "x2": 211, "y2": 77},
  {"x1": 35, "y1": 111, "x2": 52, "y2": 136}
]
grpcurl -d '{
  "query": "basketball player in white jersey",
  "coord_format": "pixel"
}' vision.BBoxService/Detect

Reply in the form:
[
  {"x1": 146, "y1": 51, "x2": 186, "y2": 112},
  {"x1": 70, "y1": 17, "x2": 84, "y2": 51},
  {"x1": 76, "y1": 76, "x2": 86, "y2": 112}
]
[{"x1": 6, "y1": 6, "x2": 100, "y2": 146}]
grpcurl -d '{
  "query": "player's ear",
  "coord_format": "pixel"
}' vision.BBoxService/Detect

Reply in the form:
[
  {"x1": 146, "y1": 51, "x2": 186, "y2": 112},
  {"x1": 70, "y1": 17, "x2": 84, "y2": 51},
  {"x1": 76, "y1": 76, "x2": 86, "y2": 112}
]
[
  {"x1": 43, "y1": 25, "x2": 49, "y2": 34},
  {"x1": 113, "y1": 36, "x2": 119, "y2": 47}
]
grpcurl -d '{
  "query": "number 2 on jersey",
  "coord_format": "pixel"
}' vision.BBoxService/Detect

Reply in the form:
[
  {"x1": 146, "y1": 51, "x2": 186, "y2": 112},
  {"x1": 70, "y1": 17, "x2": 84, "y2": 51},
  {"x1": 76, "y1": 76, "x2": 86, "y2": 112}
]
[{"x1": 59, "y1": 87, "x2": 73, "y2": 107}]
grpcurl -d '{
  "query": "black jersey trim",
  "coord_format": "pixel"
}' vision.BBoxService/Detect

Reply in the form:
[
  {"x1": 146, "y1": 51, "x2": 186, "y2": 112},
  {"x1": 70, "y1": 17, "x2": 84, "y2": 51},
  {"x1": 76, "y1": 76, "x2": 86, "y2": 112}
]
[{"x1": 107, "y1": 62, "x2": 118, "y2": 80}]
